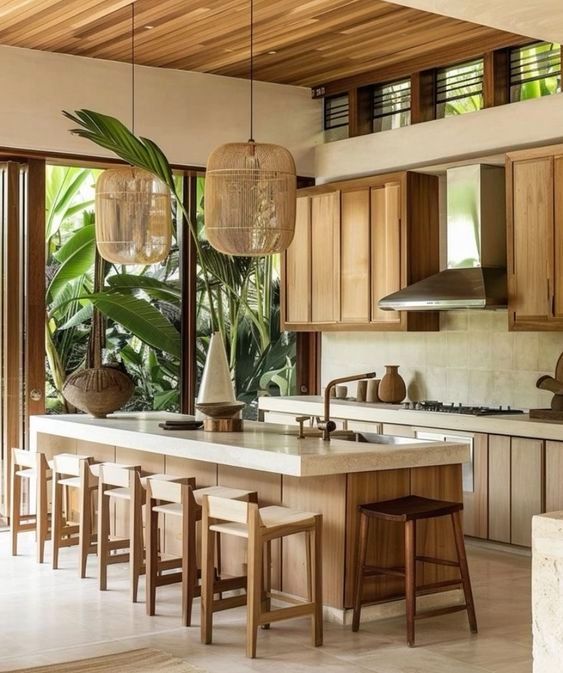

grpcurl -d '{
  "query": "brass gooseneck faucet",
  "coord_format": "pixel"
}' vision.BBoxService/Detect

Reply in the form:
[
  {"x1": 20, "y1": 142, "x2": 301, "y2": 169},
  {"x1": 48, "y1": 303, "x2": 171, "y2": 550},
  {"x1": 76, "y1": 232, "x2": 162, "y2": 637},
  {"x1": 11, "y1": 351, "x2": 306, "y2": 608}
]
[{"x1": 318, "y1": 372, "x2": 376, "y2": 441}]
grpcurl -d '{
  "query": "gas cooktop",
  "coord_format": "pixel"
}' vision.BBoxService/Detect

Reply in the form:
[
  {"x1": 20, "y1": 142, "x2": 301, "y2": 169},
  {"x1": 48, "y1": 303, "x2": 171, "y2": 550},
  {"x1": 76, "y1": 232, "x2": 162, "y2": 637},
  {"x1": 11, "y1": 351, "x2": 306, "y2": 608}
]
[{"x1": 400, "y1": 401, "x2": 524, "y2": 416}]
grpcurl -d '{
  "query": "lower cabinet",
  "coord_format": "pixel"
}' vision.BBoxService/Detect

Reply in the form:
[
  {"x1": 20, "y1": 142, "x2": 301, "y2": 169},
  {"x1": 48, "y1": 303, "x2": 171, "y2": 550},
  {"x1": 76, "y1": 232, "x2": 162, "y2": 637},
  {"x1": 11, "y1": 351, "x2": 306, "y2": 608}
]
[
  {"x1": 489, "y1": 435, "x2": 544, "y2": 547},
  {"x1": 262, "y1": 411, "x2": 548, "y2": 548}
]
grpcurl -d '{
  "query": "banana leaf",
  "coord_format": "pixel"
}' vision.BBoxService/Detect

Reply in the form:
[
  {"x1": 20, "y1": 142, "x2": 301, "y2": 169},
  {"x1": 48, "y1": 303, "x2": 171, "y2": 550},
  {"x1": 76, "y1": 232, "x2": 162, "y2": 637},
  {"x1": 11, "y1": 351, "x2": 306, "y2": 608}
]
[
  {"x1": 86, "y1": 291, "x2": 181, "y2": 358},
  {"x1": 48, "y1": 224, "x2": 96, "y2": 299}
]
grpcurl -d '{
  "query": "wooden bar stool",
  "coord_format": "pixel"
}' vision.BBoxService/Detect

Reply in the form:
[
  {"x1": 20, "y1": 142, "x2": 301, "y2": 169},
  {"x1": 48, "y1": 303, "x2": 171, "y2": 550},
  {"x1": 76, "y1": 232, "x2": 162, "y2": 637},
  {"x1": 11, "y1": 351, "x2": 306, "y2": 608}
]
[
  {"x1": 10, "y1": 448, "x2": 51, "y2": 563},
  {"x1": 146, "y1": 477, "x2": 257, "y2": 626},
  {"x1": 352, "y1": 495, "x2": 478, "y2": 647},
  {"x1": 51, "y1": 453, "x2": 98, "y2": 574},
  {"x1": 200, "y1": 494, "x2": 323, "y2": 659},
  {"x1": 98, "y1": 463, "x2": 182, "y2": 602}
]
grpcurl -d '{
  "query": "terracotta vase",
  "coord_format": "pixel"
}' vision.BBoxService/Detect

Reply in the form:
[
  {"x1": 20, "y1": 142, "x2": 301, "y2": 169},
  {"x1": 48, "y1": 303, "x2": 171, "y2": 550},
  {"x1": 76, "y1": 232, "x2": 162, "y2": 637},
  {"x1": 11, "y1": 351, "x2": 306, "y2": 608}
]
[{"x1": 378, "y1": 365, "x2": 406, "y2": 404}]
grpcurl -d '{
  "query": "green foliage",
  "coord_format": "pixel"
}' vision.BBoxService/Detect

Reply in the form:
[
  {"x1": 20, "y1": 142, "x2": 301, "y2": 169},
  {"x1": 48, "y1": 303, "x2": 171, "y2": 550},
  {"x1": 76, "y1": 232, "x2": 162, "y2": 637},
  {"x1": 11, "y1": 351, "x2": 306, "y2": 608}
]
[{"x1": 58, "y1": 111, "x2": 296, "y2": 417}]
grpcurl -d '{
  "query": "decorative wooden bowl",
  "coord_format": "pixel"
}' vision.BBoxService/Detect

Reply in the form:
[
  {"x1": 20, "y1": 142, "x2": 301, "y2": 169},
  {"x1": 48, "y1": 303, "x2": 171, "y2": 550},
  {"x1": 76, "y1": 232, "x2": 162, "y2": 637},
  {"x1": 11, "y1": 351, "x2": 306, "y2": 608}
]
[
  {"x1": 195, "y1": 401, "x2": 245, "y2": 419},
  {"x1": 195, "y1": 401, "x2": 245, "y2": 432},
  {"x1": 63, "y1": 366, "x2": 135, "y2": 418}
]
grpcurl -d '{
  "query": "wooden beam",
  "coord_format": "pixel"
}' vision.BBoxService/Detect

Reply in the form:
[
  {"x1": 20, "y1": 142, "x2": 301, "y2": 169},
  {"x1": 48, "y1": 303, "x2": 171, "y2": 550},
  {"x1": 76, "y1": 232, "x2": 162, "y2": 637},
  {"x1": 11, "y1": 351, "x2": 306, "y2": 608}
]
[
  {"x1": 24, "y1": 159, "x2": 46, "y2": 442},
  {"x1": 295, "y1": 333, "x2": 321, "y2": 396},
  {"x1": 411, "y1": 70, "x2": 436, "y2": 124},
  {"x1": 349, "y1": 87, "x2": 373, "y2": 137},
  {"x1": 1, "y1": 162, "x2": 23, "y2": 516},
  {"x1": 483, "y1": 49, "x2": 510, "y2": 108},
  {"x1": 180, "y1": 173, "x2": 198, "y2": 415}
]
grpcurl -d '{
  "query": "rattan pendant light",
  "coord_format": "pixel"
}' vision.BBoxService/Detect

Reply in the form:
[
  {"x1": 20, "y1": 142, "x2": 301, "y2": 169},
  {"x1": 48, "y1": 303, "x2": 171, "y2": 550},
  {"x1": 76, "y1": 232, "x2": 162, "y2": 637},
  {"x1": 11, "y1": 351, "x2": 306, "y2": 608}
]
[
  {"x1": 205, "y1": 0, "x2": 297, "y2": 256},
  {"x1": 95, "y1": 3, "x2": 172, "y2": 265}
]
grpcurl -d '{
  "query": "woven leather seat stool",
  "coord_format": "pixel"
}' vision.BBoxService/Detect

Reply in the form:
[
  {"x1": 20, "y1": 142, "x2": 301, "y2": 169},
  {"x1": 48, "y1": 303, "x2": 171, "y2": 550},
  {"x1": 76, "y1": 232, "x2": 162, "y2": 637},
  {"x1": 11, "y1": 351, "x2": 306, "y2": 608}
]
[{"x1": 352, "y1": 495, "x2": 478, "y2": 647}]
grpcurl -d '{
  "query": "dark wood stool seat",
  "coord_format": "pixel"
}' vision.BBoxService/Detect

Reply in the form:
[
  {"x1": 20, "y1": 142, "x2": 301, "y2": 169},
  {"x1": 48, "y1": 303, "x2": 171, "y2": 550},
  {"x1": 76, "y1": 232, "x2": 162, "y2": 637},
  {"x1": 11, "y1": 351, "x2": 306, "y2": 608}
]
[
  {"x1": 353, "y1": 495, "x2": 477, "y2": 647},
  {"x1": 359, "y1": 495, "x2": 463, "y2": 522}
]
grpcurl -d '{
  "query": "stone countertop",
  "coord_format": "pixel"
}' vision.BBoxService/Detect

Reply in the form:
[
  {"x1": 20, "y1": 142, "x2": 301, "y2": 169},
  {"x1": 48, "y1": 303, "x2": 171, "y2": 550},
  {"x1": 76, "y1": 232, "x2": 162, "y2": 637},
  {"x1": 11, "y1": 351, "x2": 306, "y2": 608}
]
[
  {"x1": 259, "y1": 395, "x2": 563, "y2": 441},
  {"x1": 29, "y1": 412, "x2": 469, "y2": 478}
]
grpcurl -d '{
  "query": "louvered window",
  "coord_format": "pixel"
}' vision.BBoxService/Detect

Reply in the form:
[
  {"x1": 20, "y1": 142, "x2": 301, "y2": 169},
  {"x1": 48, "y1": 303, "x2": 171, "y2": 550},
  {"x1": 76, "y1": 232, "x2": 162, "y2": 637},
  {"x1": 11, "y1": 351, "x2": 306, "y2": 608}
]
[
  {"x1": 324, "y1": 94, "x2": 349, "y2": 141},
  {"x1": 372, "y1": 78, "x2": 411, "y2": 132},
  {"x1": 435, "y1": 59, "x2": 484, "y2": 118},
  {"x1": 510, "y1": 41, "x2": 561, "y2": 102}
]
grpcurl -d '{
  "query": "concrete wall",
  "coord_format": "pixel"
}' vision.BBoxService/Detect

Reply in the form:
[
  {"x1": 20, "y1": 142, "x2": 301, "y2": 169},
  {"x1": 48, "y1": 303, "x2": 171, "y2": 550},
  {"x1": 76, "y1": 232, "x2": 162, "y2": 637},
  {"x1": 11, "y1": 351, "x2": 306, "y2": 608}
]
[
  {"x1": 321, "y1": 311, "x2": 563, "y2": 411},
  {"x1": 316, "y1": 93, "x2": 563, "y2": 183},
  {"x1": 0, "y1": 44, "x2": 322, "y2": 174}
]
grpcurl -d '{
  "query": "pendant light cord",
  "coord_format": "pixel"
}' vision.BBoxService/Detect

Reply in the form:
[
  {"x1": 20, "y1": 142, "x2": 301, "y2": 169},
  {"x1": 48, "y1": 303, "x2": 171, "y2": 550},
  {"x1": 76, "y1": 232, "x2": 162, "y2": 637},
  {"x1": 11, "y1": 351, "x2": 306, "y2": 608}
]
[
  {"x1": 249, "y1": 0, "x2": 254, "y2": 143},
  {"x1": 131, "y1": 2, "x2": 135, "y2": 135}
]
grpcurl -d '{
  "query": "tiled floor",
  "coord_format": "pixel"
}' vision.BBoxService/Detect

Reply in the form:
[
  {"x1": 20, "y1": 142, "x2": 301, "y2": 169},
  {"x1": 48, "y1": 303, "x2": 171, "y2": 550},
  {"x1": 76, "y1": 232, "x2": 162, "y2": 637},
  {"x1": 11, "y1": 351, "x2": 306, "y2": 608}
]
[{"x1": 0, "y1": 534, "x2": 532, "y2": 672}]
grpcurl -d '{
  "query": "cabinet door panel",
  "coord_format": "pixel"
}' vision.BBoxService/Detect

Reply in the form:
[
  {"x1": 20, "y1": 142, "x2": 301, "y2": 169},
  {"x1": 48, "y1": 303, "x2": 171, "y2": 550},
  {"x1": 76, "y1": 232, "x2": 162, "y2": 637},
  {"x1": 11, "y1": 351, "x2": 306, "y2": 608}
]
[
  {"x1": 511, "y1": 437, "x2": 544, "y2": 547},
  {"x1": 488, "y1": 435, "x2": 511, "y2": 543},
  {"x1": 371, "y1": 183, "x2": 402, "y2": 324},
  {"x1": 285, "y1": 196, "x2": 311, "y2": 324},
  {"x1": 311, "y1": 191, "x2": 340, "y2": 323},
  {"x1": 511, "y1": 158, "x2": 553, "y2": 324},
  {"x1": 546, "y1": 440, "x2": 563, "y2": 511},
  {"x1": 341, "y1": 189, "x2": 370, "y2": 322}
]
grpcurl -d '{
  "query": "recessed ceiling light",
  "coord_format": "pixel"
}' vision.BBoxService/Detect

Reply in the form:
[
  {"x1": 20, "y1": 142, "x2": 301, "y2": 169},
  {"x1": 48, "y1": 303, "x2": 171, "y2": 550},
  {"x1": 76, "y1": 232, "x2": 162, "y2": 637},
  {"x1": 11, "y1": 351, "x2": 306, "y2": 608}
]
[
  {"x1": 144, "y1": 24, "x2": 155, "y2": 29},
  {"x1": 267, "y1": 50, "x2": 277, "y2": 55}
]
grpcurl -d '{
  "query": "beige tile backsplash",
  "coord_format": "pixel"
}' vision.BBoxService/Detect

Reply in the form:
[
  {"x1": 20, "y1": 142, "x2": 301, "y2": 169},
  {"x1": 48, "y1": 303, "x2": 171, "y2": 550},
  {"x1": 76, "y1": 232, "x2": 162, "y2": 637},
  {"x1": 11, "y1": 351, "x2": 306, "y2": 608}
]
[{"x1": 321, "y1": 310, "x2": 563, "y2": 410}]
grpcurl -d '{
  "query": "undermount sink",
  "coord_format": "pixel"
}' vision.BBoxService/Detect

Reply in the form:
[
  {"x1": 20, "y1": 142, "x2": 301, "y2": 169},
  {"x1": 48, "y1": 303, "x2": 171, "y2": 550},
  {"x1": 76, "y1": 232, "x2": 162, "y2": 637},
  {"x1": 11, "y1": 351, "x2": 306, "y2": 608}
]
[{"x1": 341, "y1": 432, "x2": 430, "y2": 445}]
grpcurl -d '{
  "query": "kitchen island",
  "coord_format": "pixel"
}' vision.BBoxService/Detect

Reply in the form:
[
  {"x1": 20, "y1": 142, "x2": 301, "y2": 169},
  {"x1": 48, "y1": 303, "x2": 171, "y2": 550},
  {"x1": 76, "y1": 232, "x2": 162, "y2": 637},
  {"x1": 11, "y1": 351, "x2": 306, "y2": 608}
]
[{"x1": 30, "y1": 412, "x2": 469, "y2": 622}]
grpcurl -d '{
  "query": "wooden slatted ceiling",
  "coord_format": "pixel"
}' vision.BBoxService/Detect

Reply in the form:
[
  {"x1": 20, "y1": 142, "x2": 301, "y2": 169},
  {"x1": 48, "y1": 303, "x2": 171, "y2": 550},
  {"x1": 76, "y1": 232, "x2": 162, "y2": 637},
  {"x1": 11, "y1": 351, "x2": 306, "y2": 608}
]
[{"x1": 0, "y1": 0, "x2": 527, "y2": 87}]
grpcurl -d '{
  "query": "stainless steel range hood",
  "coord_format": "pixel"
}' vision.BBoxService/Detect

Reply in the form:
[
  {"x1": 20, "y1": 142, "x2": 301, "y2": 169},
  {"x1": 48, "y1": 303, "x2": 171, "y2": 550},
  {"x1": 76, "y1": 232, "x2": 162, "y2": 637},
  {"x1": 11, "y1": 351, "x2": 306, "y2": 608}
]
[{"x1": 379, "y1": 164, "x2": 507, "y2": 311}]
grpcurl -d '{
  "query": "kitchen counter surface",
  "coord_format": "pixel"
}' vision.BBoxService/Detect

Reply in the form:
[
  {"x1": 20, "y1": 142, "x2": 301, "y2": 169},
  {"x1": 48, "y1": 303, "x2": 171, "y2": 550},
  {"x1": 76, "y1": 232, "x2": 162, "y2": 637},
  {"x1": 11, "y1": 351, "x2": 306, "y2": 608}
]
[
  {"x1": 29, "y1": 412, "x2": 469, "y2": 478},
  {"x1": 259, "y1": 395, "x2": 563, "y2": 441}
]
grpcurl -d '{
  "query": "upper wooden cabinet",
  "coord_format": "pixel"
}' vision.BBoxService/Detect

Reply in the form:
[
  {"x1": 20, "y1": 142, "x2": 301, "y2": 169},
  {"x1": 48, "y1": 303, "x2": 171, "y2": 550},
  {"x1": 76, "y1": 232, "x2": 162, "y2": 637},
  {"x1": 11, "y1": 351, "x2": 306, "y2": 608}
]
[
  {"x1": 507, "y1": 145, "x2": 563, "y2": 330},
  {"x1": 281, "y1": 171, "x2": 440, "y2": 332}
]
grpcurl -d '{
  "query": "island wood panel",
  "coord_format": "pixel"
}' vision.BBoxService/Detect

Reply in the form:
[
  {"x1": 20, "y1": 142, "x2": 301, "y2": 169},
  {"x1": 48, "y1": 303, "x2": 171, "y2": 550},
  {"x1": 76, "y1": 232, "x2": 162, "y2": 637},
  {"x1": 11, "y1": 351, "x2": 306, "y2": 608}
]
[
  {"x1": 410, "y1": 465, "x2": 462, "y2": 588},
  {"x1": 164, "y1": 456, "x2": 218, "y2": 557},
  {"x1": 217, "y1": 465, "x2": 282, "y2": 590},
  {"x1": 340, "y1": 188, "x2": 370, "y2": 323},
  {"x1": 509, "y1": 157, "x2": 554, "y2": 327},
  {"x1": 284, "y1": 196, "x2": 311, "y2": 324},
  {"x1": 371, "y1": 182, "x2": 402, "y2": 325},
  {"x1": 545, "y1": 441, "x2": 563, "y2": 512},
  {"x1": 311, "y1": 191, "x2": 340, "y2": 324},
  {"x1": 511, "y1": 437, "x2": 544, "y2": 547},
  {"x1": 344, "y1": 468, "x2": 410, "y2": 608},
  {"x1": 488, "y1": 435, "x2": 511, "y2": 543},
  {"x1": 282, "y1": 474, "x2": 346, "y2": 608}
]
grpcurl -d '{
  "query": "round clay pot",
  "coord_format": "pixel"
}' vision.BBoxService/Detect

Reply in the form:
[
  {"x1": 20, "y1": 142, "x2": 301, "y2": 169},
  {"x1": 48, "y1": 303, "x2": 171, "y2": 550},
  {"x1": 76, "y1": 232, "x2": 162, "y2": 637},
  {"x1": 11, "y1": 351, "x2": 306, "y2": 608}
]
[
  {"x1": 378, "y1": 365, "x2": 406, "y2": 404},
  {"x1": 62, "y1": 365, "x2": 135, "y2": 418}
]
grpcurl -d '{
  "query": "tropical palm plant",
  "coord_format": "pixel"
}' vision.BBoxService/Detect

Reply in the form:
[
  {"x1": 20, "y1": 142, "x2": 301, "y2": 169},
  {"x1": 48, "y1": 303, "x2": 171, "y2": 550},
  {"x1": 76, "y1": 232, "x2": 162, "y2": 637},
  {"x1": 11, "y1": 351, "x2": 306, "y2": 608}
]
[{"x1": 47, "y1": 111, "x2": 296, "y2": 416}]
